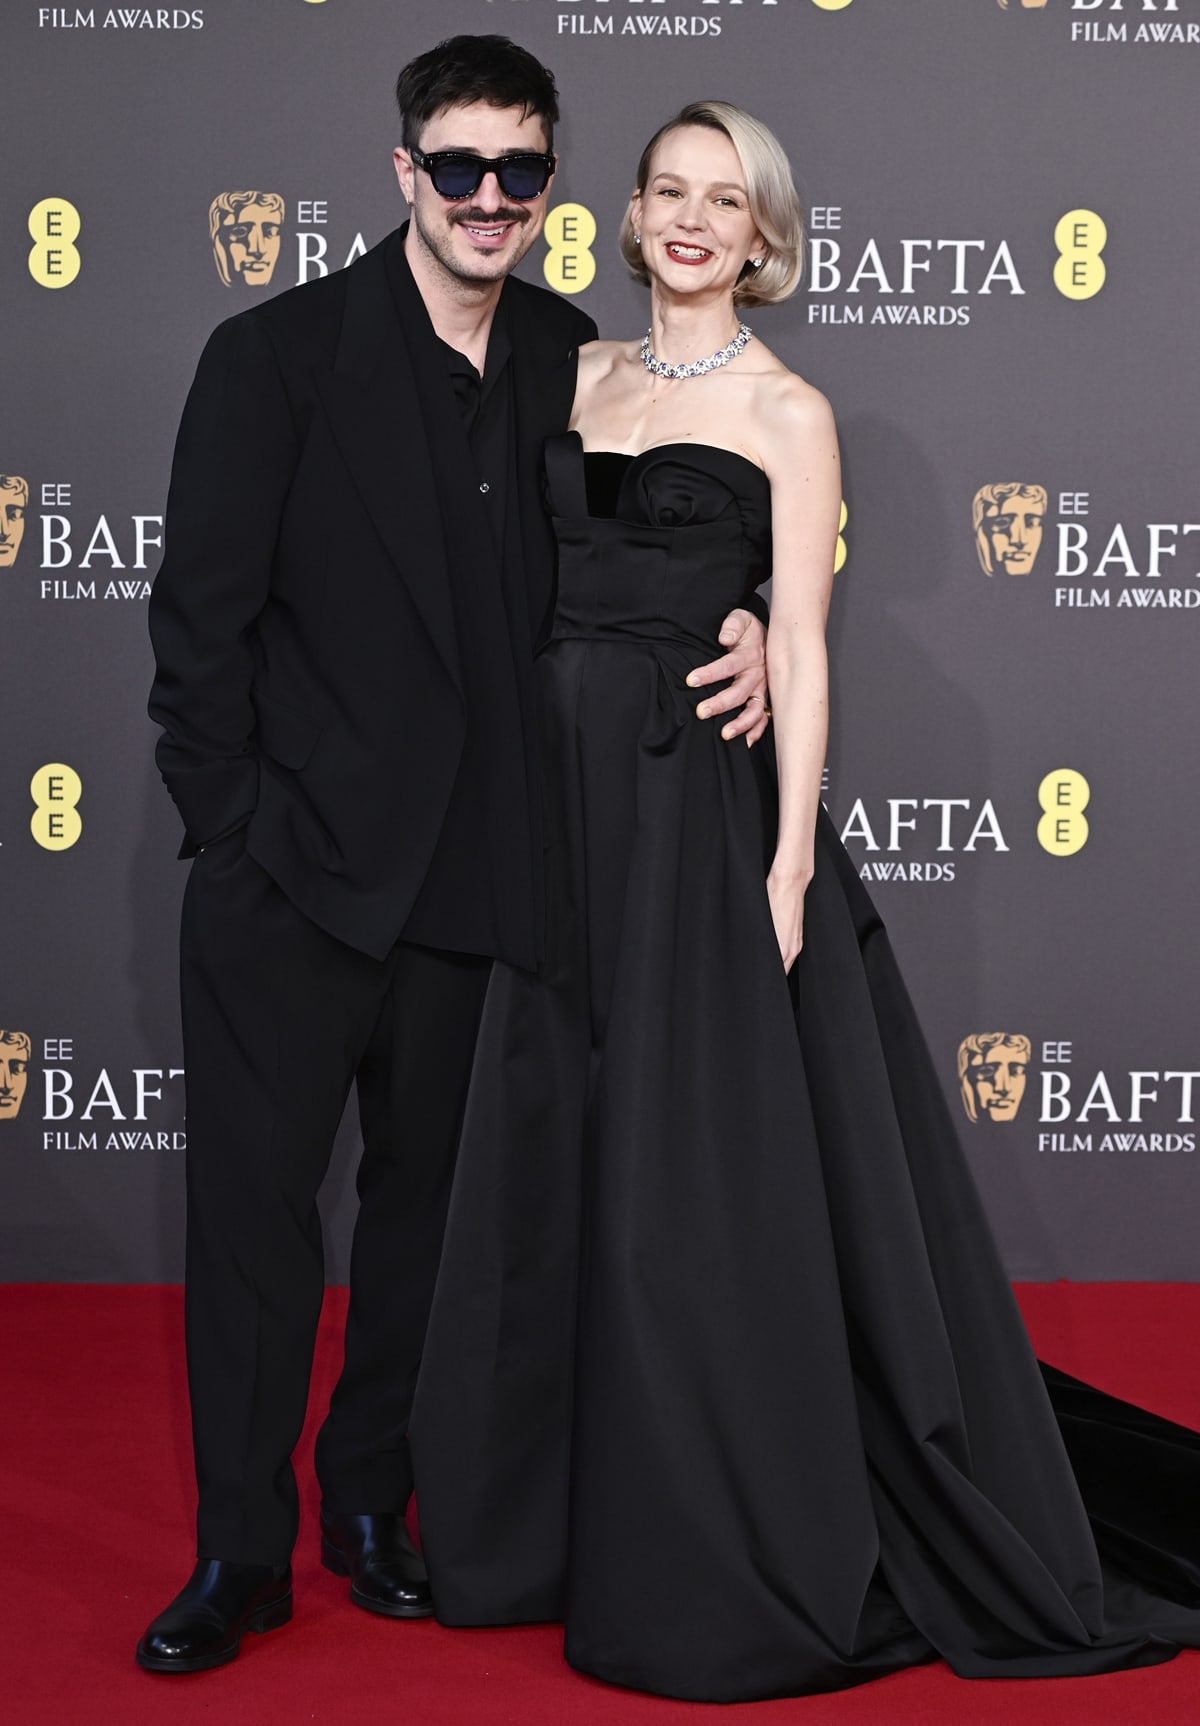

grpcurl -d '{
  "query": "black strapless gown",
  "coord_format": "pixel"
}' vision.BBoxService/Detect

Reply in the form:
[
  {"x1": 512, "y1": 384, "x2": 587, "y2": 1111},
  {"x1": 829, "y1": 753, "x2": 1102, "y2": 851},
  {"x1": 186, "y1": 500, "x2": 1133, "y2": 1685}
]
[{"x1": 409, "y1": 433, "x2": 1200, "y2": 1702}]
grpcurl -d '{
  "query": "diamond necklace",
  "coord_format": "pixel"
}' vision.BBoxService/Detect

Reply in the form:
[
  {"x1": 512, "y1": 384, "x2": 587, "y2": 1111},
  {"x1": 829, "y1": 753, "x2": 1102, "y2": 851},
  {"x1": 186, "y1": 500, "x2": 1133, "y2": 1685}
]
[{"x1": 640, "y1": 322, "x2": 753, "y2": 381}]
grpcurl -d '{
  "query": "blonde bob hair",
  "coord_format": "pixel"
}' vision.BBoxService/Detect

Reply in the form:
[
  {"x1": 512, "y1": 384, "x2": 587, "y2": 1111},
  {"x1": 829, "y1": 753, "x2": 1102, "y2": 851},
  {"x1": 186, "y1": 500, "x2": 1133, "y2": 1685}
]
[{"x1": 618, "y1": 101, "x2": 805, "y2": 309}]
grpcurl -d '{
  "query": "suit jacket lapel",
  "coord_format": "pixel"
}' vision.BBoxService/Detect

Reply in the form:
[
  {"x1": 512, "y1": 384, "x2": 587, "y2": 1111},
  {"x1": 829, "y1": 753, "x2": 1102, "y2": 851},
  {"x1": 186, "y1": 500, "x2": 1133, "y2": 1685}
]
[{"x1": 313, "y1": 229, "x2": 462, "y2": 688}]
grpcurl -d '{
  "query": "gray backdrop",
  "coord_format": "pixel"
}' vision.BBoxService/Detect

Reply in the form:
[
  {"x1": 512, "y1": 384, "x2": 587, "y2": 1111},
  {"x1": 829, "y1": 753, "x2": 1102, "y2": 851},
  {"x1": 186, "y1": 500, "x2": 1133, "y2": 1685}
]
[{"x1": 4, "y1": 0, "x2": 1198, "y2": 1281}]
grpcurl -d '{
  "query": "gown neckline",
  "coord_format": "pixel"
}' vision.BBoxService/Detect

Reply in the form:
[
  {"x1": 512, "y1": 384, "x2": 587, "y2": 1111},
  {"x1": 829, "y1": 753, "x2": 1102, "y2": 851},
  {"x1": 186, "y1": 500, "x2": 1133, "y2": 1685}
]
[{"x1": 567, "y1": 430, "x2": 768, "y2": 486}]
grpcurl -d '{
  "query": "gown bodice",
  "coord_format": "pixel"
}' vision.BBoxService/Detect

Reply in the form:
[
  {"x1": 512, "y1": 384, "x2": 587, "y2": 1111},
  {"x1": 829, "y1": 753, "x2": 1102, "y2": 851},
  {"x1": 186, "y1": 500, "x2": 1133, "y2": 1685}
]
[{"x1": 544, "y1": 432, "x2": 772, "y2": 654}]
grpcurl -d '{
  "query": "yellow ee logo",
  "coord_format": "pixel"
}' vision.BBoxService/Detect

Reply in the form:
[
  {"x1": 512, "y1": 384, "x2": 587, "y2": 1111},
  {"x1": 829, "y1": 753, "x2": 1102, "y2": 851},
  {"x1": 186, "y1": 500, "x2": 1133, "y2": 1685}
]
[
  {"x1": 28, "y1": 198, "x2": 82, "y2": 289},
  {"x1": 544, "y1": 203, "x2": 595, "y2": 296},
  {"x1": 31, "y1": 763, "x2": 83, "y2": 851},
  {"x1": 811, "y1": 0, "x2": 855, "y2": 9},
  {"x1": 1054, "y1": 210, "x2": 1107, "y2": 301},
  {"x1": 835, "y1": 503, "x2": 852, "y2": 576},
  {"x1": 1037, "y1": 768, "x2": 1089, "y2": 857}
]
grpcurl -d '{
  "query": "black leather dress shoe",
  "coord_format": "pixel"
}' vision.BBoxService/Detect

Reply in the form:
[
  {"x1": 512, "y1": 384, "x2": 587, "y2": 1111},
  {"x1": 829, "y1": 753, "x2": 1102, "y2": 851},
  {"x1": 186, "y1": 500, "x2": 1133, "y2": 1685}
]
[
  {"x1": 320, "y1": 1510, "x2": 433, "y2": 1618},
  {"x1": 136, "y1": 1559, "x2": 293, "y2": 1673}
]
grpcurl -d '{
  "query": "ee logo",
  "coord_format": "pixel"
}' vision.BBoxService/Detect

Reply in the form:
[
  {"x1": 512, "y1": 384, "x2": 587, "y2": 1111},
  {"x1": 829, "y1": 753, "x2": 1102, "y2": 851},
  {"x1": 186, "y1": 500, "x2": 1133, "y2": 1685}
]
[
  {"x1": 811, "y1": 0, "x2": 855, "y2": 9},
  {"x1": 31, "y1": 763, "x2": 83, "y2": 852},
  {"x1": 1054, "y1": 210, "x2": 1107, "y2": 302},
  {"x1": 544, "y1": 203, "x2": 595, "y2": 296},
  {"x1": 834, "y1": 500, "x2": 849, "y2": 574},
  {"x1": 28, "y1": 198, "x2": 82, "y2": 289},
  {"x1": 1037, "y1": 768, "x2": 1089, "y2": 857}
]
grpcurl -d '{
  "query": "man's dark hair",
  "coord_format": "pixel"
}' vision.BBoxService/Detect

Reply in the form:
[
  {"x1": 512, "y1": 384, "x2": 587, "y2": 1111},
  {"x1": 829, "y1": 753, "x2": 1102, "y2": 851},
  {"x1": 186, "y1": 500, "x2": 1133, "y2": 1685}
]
[{"x1": 395, "y1": 35, "x2": 559, "y2": 151}]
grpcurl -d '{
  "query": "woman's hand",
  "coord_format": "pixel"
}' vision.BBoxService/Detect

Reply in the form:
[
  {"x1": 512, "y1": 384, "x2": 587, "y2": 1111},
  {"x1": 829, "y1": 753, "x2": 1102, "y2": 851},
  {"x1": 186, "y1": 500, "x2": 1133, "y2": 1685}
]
[{"x1": 766, "y1": 866, "x2": 811, "y2": 974}]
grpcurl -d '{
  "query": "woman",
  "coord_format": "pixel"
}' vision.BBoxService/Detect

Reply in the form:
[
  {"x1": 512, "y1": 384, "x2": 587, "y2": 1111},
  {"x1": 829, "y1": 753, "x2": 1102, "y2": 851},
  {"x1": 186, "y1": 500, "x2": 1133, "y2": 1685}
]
[{"x1": 410, "y1": 104, "x2": 1200, "y2": 1701}]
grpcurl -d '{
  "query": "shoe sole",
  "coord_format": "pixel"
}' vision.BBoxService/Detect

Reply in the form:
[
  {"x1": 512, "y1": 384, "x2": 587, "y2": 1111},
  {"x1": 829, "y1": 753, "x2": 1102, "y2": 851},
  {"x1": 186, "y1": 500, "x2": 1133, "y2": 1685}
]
[
  {"x1": 135, "y1": 1592, "x2": 293, "y2": 1673},
  {"x1": 320, "y1": 1537, "x2": 435, "y2": 1619}
]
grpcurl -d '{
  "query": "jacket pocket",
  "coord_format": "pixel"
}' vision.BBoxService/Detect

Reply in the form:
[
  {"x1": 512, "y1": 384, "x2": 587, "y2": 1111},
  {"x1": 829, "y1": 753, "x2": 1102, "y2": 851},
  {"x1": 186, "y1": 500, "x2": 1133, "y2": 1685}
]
[{"x1": 253, "y1": 690, "x2": 323, "y2": 770}]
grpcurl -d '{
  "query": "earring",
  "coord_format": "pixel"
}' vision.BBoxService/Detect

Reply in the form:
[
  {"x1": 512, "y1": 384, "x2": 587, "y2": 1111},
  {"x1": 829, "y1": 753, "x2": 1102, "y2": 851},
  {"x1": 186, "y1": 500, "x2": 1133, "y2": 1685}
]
[
  {"x1": 634, "y1": 232, "x2": 641, "y2": 246},
  {"x1": 751, "y1": 257, "x2": 764, "y2": 269}
]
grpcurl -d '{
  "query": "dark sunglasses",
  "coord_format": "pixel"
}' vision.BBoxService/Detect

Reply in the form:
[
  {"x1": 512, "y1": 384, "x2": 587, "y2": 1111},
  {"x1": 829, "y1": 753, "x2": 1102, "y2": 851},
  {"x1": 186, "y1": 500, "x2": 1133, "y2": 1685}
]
[{"x1": 410, "y1": 147, "x2": 556, "y2": 202}]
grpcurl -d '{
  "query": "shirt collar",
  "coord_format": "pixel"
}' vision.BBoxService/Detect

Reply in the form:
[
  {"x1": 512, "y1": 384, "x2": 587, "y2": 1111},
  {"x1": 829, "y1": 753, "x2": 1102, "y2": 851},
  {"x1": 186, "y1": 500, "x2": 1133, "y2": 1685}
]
[{"x1": 441, "y1": 296, "x2": 510, "y2": 401}]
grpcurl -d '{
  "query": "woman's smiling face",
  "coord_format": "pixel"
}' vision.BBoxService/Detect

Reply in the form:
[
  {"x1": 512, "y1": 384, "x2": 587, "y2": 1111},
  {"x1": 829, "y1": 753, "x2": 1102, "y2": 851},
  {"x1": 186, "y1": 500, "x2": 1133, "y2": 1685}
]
[{"x1": 633, "y1": 124, "x2": 765, "y2": 302}]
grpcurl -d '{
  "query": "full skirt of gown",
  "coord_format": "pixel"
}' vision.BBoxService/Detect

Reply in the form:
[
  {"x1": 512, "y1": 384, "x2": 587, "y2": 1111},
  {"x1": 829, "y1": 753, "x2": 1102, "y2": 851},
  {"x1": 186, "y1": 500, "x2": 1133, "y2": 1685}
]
[{"x1": 409, "y1": 435, "x2": 1200, "y2": 1701}]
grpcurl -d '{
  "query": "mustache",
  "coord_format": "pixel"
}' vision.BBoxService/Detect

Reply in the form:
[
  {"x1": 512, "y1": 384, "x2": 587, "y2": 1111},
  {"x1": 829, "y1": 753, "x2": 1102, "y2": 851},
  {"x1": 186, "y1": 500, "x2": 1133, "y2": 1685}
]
[{"x1": 452, "y1": 206, "x2": 530, "y2": 228}]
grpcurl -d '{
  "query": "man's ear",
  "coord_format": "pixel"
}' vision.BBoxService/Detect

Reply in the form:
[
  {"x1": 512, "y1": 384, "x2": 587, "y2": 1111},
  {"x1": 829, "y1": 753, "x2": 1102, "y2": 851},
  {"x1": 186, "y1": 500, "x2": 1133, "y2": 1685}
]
[{"x1": 393, "y1": 147, "x2": 415, "y2": 204}]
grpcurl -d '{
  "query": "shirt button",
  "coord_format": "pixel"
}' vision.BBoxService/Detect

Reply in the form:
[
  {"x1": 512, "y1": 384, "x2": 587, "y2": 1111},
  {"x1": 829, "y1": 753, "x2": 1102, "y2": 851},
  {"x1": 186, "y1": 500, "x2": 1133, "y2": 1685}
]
[{"x1": 479, "y1": 481, "x2": 490, "y2": 494}]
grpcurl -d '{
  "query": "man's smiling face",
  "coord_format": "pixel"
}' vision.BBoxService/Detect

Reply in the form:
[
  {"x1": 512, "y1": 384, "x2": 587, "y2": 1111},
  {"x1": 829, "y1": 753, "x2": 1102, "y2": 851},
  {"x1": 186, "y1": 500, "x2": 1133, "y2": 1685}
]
[{"x1": 395, "y1": 101, "x2": 554, "y2": 288}]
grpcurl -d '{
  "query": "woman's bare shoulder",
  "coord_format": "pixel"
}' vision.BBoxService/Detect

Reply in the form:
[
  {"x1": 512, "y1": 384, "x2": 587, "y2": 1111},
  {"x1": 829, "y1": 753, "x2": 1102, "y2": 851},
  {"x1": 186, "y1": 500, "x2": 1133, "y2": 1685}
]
[
  {"x1": 748, "y1": 355, "x2": 837, "y2": 457},
  {"x1": 572, "y1": 339, "x2": 641, "y2": 426},
  {"x1": 577, "y1": 337, "x2": 640, "y2": 380}
]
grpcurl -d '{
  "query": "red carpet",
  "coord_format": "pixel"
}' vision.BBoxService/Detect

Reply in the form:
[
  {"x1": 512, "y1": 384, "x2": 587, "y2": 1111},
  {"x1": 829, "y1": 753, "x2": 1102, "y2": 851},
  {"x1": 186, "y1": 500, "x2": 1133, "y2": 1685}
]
[{"x1": 4, "y1": 1283, "x2": 1198, "y2": 1725}]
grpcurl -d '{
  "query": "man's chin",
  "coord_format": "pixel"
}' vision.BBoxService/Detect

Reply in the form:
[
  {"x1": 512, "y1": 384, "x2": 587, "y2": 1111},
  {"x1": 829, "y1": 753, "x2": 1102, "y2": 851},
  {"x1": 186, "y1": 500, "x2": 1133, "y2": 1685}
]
[
  {"x1": 454, "y1": 238, "x2": 522, "y2": 269},
  {"x1": 452, "y1": 256, "x2": 524, "y2": 288}
]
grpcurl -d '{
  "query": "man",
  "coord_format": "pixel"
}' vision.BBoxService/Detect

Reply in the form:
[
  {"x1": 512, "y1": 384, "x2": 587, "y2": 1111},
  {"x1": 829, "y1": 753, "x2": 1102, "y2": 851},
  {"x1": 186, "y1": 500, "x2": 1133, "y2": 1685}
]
[{"x1": 139, "y1": 36, "x2": 767, "y2": 1674}]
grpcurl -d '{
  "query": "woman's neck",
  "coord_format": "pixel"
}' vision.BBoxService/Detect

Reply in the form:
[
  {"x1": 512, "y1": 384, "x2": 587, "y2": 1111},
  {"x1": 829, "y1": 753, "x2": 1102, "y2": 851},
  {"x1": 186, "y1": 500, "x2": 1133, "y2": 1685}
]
[{"x1": 646, "y1": 290, "x2": 743, "y2": 368}]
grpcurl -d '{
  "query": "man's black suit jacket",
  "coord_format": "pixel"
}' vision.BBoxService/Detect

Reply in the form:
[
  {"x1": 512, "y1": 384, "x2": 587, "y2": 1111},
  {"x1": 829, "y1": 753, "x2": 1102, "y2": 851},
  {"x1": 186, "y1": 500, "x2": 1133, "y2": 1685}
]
[{"x1": 149, "y1": 228, "x2": 598, "y2": 961}]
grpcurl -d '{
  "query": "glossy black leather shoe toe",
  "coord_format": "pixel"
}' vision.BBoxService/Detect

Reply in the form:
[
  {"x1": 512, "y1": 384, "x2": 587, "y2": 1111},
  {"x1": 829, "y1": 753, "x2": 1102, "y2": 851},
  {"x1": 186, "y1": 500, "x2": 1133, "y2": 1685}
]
[
  {"x1": 136, "y1": 1559, "x2": 293, "y2": 1673},
  {"x1": 320, "y1": 1510, "x2": 433, "y2": 1618}
]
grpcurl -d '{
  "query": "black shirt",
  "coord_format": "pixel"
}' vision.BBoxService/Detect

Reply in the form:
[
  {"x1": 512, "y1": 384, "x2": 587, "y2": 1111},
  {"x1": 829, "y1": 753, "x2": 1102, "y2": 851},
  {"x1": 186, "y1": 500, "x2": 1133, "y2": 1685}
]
[
  {"x1": 439, "y1": 313, "x2": 512, "y2": 548},
  {"x1": 403, "y1": 295, "x2": 537, "y2": 962}
]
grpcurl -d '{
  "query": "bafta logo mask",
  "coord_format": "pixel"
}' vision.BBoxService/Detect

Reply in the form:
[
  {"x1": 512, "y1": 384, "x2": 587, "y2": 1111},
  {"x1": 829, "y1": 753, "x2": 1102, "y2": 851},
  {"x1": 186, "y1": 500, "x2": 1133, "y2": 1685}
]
[
  {"x1": 972, "y1": 483, "x2": 1048, "y2": 576},
  {"x1": 958, "y1": 1033, "x2": 1032, "y2": 1125},
  {"x1": 210, "y1": 191, "x2": 285, "y2": 288},
  {"x1": 0, "y1": 1029, "x2": 31, "y2": 1122},
  {"x1": 997, "y1": 1, "x2": 1050, "y2": 10},
  {"x1": 0, "y1": 474, "x2": 29, "y2": 567}
]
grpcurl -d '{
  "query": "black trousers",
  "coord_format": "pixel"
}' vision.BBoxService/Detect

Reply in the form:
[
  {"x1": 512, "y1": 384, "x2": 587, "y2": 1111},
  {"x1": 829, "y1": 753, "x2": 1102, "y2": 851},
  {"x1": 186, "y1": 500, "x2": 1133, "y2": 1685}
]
[{"x1": 179, "y1": 829, "x2": 491, "y2": 1564}]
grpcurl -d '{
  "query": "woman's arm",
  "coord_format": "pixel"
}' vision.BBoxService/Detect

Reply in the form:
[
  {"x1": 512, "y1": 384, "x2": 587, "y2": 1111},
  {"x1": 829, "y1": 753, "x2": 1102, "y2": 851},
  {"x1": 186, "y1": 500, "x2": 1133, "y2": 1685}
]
[{"x1": 760, "y1": 380, "x2": 842, "y2": 971}]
